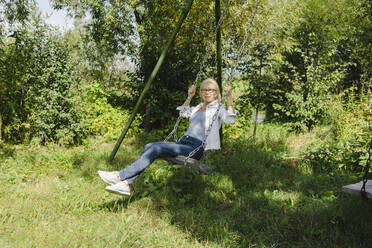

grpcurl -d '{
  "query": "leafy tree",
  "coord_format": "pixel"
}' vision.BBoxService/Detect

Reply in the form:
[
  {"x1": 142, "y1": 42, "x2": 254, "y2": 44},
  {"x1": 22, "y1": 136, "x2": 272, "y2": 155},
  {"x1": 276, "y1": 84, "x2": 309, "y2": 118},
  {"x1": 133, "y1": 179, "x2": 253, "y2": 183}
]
[
  {"x1": 50, "y1": 0, "x2": 139, "y2": 99},
  {"x1": 0, "y1": 10, "x2": 86, "y2": 144},
  {"x1": 256, "y1": 0, "x2": 369, "y2": 131},
  {"x1": 51, "y1": 0, "x2": 219, "y2": 131},
  {"x1": 27, "y1": 26, "x2": 87, "y2": 144},
  {"x1": 236, "y1": 42, "x2": 276, "y2": 138},
  {"x1": 0, "y1": 0, "x2": 35, "y2": 141},
  {"x1": 0, "y1": 0, "x2": 34, "y2": 26}
]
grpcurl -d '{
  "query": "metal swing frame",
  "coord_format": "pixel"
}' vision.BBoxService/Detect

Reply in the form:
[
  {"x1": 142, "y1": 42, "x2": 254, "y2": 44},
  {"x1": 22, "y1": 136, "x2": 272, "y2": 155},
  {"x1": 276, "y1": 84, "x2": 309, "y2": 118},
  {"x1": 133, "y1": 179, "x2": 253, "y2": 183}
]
[
  {"x1": 162, "y1": 0, "x2": 261, "y2": 173},
  {"x1": 110, "y1": 0, "x2": 261, "y2": 174}
]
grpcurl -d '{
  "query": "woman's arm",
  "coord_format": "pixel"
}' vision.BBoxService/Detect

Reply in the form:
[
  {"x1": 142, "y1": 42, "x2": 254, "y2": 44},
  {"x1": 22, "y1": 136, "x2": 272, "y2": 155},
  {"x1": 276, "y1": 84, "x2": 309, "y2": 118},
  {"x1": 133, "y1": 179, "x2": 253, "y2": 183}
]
[
  {"x1": 224, "y1": 83, "x2": 235, "y2": 113},
  {"x1": 182, "y1": 85, "x2": 196, "y2": 106},
  {"x1": 177, "y1": 85, "x2": 197, "y2": 118}
]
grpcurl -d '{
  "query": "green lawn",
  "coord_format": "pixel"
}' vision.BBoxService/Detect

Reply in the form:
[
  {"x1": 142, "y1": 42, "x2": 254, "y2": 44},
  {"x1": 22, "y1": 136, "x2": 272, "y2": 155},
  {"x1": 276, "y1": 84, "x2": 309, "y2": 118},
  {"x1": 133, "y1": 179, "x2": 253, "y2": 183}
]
[{"x1": 1, "y1": 126, "x2": 372, "y2": 247}]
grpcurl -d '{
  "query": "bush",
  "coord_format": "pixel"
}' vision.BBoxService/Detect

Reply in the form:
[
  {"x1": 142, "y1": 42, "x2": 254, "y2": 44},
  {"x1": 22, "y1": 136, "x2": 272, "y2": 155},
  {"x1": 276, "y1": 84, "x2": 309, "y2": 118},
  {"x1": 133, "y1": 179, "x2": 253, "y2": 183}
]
[
  {"x1": 81, "y1": 82, "x2": 142, "y2": 140},
  {"x1": 0, "y1": 20, "x2": 87, "y2": 145},
  {"x1": 273, "y1": 60, "x2": 344, "y2": 132},
  {"x1": 26, "y1": 28, "x2": 87, "y2": 145},
  {"x1": 303, "y1": 91, "x2": 371, "y2": 173},
  {"x1": 303, "y1": 140, "x2": 368, "y2": 173}
]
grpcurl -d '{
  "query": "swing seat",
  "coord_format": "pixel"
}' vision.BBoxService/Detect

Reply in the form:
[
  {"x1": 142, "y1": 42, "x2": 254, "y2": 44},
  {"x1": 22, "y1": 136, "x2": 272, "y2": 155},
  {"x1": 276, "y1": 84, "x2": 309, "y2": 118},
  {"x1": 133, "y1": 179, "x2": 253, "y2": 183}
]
[
  {"x1": 342, "y1": 180, "x2": 372, "y2": 199},
  {"x1": 162, "y1": 155, "x2": 213, "y2": 175}
]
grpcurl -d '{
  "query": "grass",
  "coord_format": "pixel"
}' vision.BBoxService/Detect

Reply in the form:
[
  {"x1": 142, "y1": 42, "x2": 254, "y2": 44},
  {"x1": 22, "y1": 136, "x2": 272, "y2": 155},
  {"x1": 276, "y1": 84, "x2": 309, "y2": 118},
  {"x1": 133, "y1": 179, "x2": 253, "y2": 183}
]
[{"x1": 1, "y1": 123, "x2": 372, "y2": 247}]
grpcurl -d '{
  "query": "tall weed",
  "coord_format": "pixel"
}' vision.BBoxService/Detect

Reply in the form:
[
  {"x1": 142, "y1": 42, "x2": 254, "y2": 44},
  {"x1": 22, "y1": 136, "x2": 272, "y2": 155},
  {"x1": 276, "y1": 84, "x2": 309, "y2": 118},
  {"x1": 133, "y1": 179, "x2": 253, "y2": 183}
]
[{"x1": 303, "y1": 90, "x2": 372, "y2": 173}]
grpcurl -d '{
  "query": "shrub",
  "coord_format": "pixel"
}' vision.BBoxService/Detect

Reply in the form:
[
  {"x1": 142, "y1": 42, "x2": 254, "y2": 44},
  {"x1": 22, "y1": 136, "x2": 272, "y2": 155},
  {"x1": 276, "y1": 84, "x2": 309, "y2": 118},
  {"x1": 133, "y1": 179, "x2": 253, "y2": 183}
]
[
  {"x1": 81, "y1": 82, "x2": 142, "y2": 140},
  {"x1": 26, "y1": 29, "x2": 87, "y2": 145},
  {"x1": 273, "y1": 60, "x2": 344, "y2": 132},
  {"x1": 303, "y1": 90, "x2": 371, "y2": 173},
  {"x1": 0, "y1": 20, "x2": 87, "y2": 145}
]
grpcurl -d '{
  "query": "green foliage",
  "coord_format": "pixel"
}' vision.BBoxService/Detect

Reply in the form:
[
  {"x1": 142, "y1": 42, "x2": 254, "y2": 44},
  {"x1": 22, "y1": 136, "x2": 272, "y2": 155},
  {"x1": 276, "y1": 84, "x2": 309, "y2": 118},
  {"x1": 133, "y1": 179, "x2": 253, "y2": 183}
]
[
  {"x1": 51, "y1": 0, "x2": 137, "y2": 58},
  {"x1": 81, "y1": 82, "x2": 142, "y2": 140},
  {"x1": 50, "y1": 0, "x2": 141, "y2": 115},
  {"x1": 0, "y1": 14, "x2": 87, "y2": 144},
  {"x1": 223, "y1": 114, "x2": 251, "y2": 140},
  {"x1": 27, "y1": 33, "x2": 87, "y2": 145},
  {"x1": 345, "y1": 0, "x2": 372, "y2": 82},
  {"x1": 272, "y1": 53, "x2": 344, "y2": 132},
  {"x1": 304, "y1": 140, "x2": 369, "y2": 173},
  {"x1": 0, "y1": 0, "x2": 34, "y2": 25},
  {"x1": 303, "y1": 92, "x2": 371, "y2": 173},
  {"x1": 239, "y1": 43, "x2": 275, "y2": 108},
  {"x1": 236, "y1": 42, "x2": 276, "y2": 123}
]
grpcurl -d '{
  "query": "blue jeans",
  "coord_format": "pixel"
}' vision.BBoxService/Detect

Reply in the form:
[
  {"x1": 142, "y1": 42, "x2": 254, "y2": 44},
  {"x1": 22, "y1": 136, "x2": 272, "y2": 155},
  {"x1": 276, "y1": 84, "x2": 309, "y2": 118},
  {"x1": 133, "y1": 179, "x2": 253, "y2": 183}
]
[{"x1": 119, "y1": 135, "x2": 204, "y2": 184}]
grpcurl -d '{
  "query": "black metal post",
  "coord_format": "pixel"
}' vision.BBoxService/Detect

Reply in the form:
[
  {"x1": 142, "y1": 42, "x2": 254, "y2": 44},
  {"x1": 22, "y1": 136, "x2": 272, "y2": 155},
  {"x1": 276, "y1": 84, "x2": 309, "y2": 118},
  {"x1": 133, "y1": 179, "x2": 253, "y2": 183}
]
[{"x1": 109, "y1": 0, "x2": 195, "y2": 162}]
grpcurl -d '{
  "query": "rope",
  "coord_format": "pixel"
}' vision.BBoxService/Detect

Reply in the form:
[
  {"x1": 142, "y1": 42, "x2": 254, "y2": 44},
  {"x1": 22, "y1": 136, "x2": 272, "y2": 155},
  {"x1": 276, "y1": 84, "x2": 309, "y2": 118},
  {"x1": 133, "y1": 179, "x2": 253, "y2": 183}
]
[
  {"x1": 164, "y1": 0, "x2": 232, "y2": 143},
  {"x1": 183, "y1": 0, "x2": 261, "y2": 164},
  {"x1": 192, "y1": 0, "x2": 232, "y2": 86},
  {"x1": 225, "y1": 0, "x2": 261, "y2": 83},
  {"x1": 166, "y1": 0, "x2": 261, "y2": 167}
]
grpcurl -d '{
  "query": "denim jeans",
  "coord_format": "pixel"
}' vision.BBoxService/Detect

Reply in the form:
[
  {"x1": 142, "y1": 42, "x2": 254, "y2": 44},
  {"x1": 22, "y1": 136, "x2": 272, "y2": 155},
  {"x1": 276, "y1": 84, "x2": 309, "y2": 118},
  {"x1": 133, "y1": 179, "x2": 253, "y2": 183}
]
[{"x1": 119, "y1": 135, "x2": 204, "y2": 184}]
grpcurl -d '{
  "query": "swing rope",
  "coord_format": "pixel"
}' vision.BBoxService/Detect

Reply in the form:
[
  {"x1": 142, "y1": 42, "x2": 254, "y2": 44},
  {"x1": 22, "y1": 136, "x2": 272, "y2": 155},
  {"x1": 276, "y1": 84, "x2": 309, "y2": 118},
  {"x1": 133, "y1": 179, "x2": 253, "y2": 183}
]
[
  {"x1": 224, "y1": 0, "x2": 261, "y2": 84},
  {"x1": 191, "y1": 0, "x2": 232, "y2": 87},
  {"x1": 164, "y1": 0, "x2": 232, "y2": 142},
  {"x1": 166, "y1": 0, "x2": 261, "y2": 167}
]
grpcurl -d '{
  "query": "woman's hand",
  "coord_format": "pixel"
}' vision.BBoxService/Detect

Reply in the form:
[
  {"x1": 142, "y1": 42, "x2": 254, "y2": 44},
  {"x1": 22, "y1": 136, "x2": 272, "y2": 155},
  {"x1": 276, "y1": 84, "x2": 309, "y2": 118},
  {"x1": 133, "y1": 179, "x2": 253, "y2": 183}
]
[
  {"x1": 224, "y1": 83, "x2": 234, "y2": 113},
  {"x1": 182, "y1": 85, "x2": 196, "y2": 106},
  {"x1": 188, "y1": 85, "x2": 196, "y2": 97},
  {"x1": 224, "y1": 83, "x2": 232, "y2": 96}
]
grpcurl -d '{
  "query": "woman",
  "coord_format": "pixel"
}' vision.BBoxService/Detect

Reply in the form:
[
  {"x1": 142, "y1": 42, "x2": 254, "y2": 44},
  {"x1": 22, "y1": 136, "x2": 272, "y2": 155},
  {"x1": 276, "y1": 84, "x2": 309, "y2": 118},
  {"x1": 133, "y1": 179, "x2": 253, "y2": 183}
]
[{"x1": 98, "y1": 78, "x2": 237, "y2": 195}]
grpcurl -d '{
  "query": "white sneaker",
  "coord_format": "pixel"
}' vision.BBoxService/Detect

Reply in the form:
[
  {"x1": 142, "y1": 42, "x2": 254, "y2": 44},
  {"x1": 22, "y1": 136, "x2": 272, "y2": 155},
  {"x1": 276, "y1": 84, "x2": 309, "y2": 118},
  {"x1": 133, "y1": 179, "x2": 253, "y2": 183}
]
[
  {"x1": 106, "y1": 181, "x2": 131, "y2": 195},
  {"x1": 98, "y1": 170, "x2": 121, "y2": 185}
]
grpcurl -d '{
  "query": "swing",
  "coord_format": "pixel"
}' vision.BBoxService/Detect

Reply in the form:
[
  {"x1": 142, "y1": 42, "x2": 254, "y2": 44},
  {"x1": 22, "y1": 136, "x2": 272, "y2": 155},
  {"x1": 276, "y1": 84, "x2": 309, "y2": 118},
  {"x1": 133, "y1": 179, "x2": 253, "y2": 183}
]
[
  {"x1": 161, "y1": 0, "x2": 261, "y2": 174},
  {"x1": 109, "y1": 0, "x2": 261, "y2": 173},
  {"x1": 163, "y1": 155, "x2": 213, "y2": 175},
  {"x1": 342, "y1": 136, "x2": 372, "y2": 199}
]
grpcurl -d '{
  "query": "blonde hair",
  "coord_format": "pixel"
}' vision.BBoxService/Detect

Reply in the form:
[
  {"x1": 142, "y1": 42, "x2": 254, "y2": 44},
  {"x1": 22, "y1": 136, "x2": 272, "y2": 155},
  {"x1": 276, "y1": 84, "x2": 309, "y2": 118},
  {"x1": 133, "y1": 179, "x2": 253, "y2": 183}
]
[{"x1": 200, "y1": 78, "x2": 221, "y2": 102}]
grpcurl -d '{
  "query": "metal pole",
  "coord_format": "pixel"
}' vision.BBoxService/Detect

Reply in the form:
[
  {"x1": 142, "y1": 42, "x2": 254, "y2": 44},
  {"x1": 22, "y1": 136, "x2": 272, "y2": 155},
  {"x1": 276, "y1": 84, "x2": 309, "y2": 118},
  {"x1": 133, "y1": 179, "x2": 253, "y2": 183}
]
[
  {"x1": 110, "y1": 0, "x2": 195, "y2": 162},
  {"x1": 215, "y1": 0, "x2": 223, "y2": 144}
]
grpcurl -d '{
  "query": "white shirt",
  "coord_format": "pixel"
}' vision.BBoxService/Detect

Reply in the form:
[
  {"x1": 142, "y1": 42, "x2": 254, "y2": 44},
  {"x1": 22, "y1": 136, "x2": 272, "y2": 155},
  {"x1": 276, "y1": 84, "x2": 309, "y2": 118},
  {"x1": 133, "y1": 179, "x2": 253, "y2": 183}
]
[{"x1": 176, "y1": 100, "x2": 238, "y2": 150}]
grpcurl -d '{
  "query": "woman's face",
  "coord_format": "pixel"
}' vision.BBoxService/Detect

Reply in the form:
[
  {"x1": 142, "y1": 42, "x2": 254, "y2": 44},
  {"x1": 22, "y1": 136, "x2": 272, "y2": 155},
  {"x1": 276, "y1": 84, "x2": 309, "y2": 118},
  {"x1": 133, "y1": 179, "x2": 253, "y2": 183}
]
[{"x1": 200, "y1": 82, "x2": 218, "y2": 104}]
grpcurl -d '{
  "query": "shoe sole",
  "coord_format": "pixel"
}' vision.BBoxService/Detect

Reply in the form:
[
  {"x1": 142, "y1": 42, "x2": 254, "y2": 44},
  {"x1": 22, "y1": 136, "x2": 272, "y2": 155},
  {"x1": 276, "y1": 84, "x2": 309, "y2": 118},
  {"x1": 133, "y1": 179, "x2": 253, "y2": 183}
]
[{"x1": 105, "y1": 187, "x2": 130, "y2": 196}]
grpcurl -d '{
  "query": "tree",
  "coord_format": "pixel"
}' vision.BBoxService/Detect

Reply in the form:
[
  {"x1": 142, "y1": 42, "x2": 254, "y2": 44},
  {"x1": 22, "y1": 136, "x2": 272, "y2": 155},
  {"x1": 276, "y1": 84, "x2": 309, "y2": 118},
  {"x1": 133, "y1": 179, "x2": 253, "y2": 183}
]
[
  {"x1": 238, "y1": 42, "x2": 275, "y2": 138},
  {"x1": 0, "y1": 9, "x2": 86, "y2": 144},
  {"x1": 252, "y1": 0, "x2": 370, "y2": 131},
  {"x1": 0, "y1": 0, "x2": 35, "y2": 141},
  {"x1": 51, "y1": 0, "x2": 220, "y2": 131}
]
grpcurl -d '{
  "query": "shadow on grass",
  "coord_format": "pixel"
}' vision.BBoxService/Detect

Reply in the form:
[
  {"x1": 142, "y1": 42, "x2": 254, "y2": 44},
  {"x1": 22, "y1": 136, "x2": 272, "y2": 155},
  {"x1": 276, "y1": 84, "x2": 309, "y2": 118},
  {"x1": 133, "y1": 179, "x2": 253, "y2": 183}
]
[{"x1": 94, "y1": 135, "x2": 372, "y2": 247}]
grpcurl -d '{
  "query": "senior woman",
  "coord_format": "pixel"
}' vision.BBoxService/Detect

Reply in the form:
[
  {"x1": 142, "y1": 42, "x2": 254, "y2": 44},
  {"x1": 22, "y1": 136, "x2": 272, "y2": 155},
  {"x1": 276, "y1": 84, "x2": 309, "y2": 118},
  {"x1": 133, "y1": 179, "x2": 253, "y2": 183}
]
[{"x1": 98, "y1": 78, "x2": 237, "y2": 195}]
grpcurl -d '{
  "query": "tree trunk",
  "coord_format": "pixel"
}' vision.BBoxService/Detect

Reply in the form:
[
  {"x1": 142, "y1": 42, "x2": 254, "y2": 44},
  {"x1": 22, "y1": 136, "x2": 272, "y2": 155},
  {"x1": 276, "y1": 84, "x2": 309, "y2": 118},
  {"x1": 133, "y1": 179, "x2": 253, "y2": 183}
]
[
  {"x1": 253, "y1": 56, "x2": 263, "y2": 142},
  {"x1": 144, "y1": 102, "x2": 151, "y2": 132},
  {"x1": 253, "y1": 107, "x2": 259, "y2": 142},
  {"x1": 0, "y1": 112, "x2": 2, "y2": 142}
]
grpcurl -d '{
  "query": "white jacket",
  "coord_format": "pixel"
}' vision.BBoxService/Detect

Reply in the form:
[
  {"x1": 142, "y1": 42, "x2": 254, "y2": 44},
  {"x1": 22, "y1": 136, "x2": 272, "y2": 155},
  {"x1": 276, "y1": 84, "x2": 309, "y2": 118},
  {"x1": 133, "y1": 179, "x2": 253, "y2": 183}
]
[{"x1": 176, "y1": 100, "x2": 238, "y2": 150}]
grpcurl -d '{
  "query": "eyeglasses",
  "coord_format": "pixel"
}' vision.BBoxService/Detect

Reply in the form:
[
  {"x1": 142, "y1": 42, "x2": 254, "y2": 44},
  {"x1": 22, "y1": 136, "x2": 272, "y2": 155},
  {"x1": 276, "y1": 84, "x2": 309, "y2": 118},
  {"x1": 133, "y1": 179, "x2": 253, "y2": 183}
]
[{"x1": 201, "y1": 88, "x2": 217, "y2": 93}]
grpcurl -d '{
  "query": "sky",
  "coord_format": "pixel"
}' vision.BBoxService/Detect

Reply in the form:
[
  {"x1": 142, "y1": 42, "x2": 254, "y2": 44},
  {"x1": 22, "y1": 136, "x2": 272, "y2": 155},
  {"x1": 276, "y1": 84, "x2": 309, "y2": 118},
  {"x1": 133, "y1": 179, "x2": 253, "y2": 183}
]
[{"x1": 36, "y1": 0, "x2": 73, "y2": 30}]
